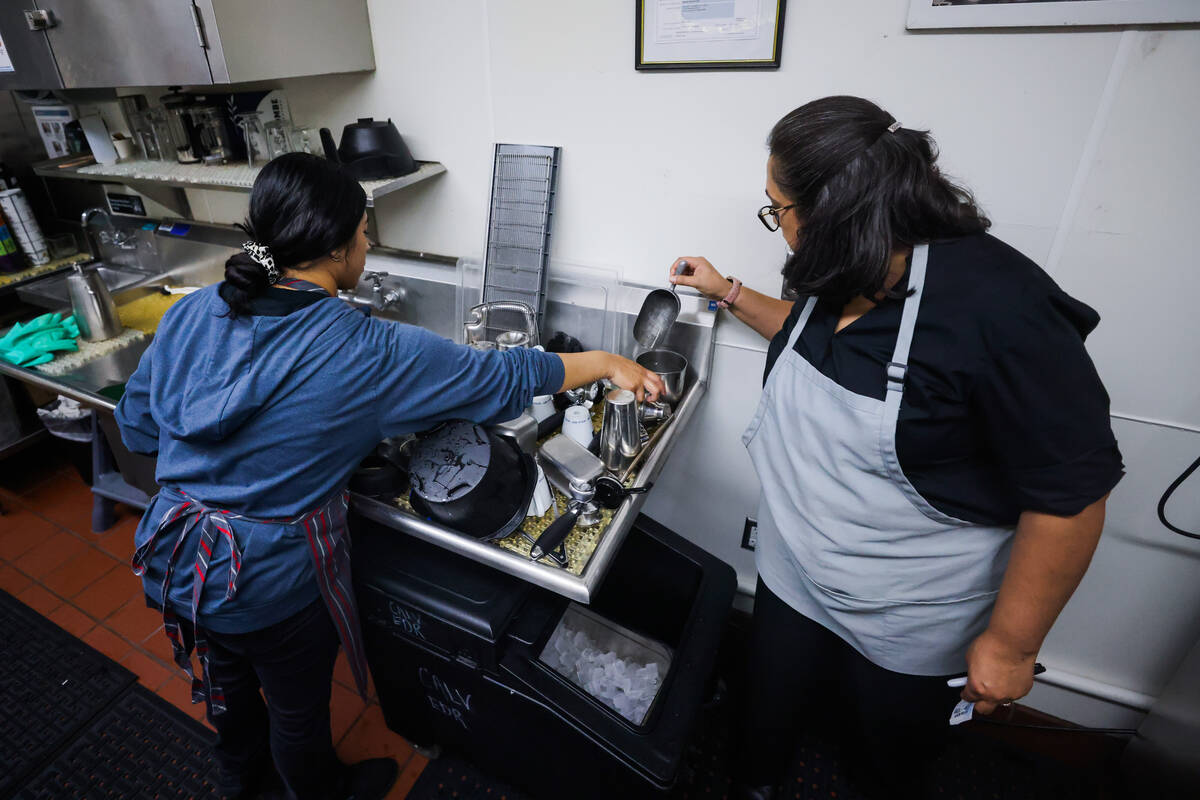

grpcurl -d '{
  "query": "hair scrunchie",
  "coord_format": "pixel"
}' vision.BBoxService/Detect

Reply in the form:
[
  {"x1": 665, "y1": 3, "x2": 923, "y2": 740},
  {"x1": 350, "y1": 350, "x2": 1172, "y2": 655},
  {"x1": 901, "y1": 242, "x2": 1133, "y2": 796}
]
[{"x1": 241, "y1": 241, "x2": 279, "y2": 284}]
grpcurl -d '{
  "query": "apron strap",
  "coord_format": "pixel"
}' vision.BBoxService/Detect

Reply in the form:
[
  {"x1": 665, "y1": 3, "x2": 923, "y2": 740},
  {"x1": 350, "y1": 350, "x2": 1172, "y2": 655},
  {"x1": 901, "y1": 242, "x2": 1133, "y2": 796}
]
[
  {"x1": 275, "y1": 277, "x2": 331, "y2": 294},
  {"x1": 302, "y1": 493, "x2": 371, "y2": 701},
  {"x1": 135, "y1": 489, "x2": 369, "y2": 709},
  {"x1": 300, "y1": 494, "x2": 369, "y2": 700},
  {"x1": 154, "y1": 510, "x2": 210, "y2": 707},
  {"x1": 884, "y1": 244, "x2": 929, "y2": 395},
  {"x1": 879, "y1": 243, "x2": 961, "y2": 524},
  {"x1": 130, "y1": 500, "x2": 192, "y2": 577},
  {"x1": 784, "y1": 296, "x2": 818, "y2": 352},
  {"x1": 135, "y1": 497, "x2": 241, "y2": 715},
  {"x1": 188, "y1": 514, "x2": 234, "y2": 714}
]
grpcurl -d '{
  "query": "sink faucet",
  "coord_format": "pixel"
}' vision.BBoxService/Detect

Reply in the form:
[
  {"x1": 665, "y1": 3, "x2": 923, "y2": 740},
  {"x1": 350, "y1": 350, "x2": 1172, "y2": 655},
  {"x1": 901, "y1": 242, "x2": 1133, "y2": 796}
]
[
  {"x1": 362, "y1": 270, "x2": 406, "y2": 310},
  {"x1": 80, "y1": 207, "x2": 111, "y2": 260},
  {"x1": 111, "y1": 228, "x2": 139, "y2": 250}
]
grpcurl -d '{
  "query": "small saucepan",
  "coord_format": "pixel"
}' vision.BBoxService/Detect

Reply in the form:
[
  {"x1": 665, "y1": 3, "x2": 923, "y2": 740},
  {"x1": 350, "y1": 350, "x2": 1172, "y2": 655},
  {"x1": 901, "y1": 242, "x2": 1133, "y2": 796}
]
[
  {"x1": 636, "y1": 349, "x2": 688, "y2": 405},
  {"x1": 349, "y1": 455, "x2": 408, "y2": 499}
]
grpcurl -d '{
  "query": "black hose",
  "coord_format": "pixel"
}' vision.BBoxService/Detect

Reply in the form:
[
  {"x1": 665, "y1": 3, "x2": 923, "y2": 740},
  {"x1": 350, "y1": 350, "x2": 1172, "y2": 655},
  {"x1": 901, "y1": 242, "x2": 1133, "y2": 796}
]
[
  {"x1": 1157, "y1": 455, "x2": 1200, "y2": 540},
  {"x1": 973, "y1": 716, "x2": 1137, "y2": 736}
]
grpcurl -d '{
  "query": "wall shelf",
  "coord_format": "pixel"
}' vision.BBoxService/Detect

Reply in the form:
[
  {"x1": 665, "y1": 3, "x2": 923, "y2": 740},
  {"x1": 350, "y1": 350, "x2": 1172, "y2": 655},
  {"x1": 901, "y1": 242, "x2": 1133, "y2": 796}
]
[{"x1": 32, "y1": 157, "x2": 446, "y2": 208}]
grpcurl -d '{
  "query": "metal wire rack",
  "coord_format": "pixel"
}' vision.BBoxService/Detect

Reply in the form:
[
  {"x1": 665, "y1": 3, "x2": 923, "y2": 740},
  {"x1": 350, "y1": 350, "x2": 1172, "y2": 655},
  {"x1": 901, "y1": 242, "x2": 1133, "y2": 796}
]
[{"x1": 482, "y1": 144, "x2": 561, "y2": 335}]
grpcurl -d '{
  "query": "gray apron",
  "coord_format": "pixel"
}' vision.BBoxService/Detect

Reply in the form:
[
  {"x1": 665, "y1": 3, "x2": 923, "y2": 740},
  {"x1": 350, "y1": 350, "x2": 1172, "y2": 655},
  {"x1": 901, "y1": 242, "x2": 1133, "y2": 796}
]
[{"x1": 743, "y1": 244, "x2": 1015, "y2": 676}]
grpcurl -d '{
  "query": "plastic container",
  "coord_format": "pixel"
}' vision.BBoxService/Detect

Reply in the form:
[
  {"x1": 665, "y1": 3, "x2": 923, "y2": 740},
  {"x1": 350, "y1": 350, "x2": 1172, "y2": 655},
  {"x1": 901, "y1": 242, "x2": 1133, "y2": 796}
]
[
  {"x1": 0, "y1": 188, "x2": 48, "y2": 266},
  {"x1": 46, "y1": 233, "x2": 77, "y2": 261},
  {"x1": 0, "y1": 210, "x2": 24, "y2": 273},
  {"x1": 539, "y1": 603, "x2": 672, "y2": 725}
]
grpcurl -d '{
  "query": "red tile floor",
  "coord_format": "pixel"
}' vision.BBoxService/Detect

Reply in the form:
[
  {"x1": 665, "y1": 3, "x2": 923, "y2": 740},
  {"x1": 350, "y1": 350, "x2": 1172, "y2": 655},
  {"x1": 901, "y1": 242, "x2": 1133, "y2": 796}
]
[{"x1": 0, "y1": 450, "x2": 428, "y2": 798}]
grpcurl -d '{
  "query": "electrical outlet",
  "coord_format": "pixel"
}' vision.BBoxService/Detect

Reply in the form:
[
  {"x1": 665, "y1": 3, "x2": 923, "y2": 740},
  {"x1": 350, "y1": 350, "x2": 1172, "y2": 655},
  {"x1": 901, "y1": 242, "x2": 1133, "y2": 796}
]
[{"x1": 741, "y1": 517, "x2": 758, "y2": 551}]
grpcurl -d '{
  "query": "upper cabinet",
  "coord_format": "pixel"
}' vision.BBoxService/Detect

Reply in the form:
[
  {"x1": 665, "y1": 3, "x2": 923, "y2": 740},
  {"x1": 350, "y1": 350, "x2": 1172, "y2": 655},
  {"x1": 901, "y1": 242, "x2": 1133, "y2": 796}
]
[{"x1": 0, "y1": 0, "x2": 375, "y2": 90}]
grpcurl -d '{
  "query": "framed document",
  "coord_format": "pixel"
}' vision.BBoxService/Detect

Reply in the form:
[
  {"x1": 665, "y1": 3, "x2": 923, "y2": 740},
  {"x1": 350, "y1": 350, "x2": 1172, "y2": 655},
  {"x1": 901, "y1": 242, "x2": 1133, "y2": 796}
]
[
  {"x1": 908, "y1": 0, "x2": 1200, "y2": 30},
  {"x1": 636, "y1": 0, "x2": 787, "y2": 71}
]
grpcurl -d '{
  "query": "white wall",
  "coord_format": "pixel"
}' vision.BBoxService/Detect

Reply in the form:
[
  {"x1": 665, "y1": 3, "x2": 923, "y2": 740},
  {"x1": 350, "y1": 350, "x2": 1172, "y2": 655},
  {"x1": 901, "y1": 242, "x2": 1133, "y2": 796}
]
[{"x1": 193, "y1": 1, "x2": 1200, "y2": 727}]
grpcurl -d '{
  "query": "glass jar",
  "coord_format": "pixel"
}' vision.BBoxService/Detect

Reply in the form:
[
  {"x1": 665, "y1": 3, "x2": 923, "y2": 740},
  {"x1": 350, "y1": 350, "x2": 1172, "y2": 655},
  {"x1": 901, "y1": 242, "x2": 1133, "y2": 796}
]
[
  {"x1": 264, "y1": 119, "x2": 294, "y2": 160},
  {"x1": 234, "y1": 112, "x2": 267, "y2": 167}
]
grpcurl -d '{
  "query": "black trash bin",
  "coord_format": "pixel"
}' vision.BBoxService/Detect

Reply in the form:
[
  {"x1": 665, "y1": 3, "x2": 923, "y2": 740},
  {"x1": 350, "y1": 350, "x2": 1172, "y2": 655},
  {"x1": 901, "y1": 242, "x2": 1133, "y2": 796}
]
[{"x1": 351, "y1": 513, "x2": 736, "y2": 800}]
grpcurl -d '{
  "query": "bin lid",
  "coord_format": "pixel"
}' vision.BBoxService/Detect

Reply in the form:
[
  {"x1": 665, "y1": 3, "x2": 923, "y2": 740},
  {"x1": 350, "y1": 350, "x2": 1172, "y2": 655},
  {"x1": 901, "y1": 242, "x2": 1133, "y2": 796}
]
[{"x1": 353, "y1": 519, "x2": 532, "y2": 646}]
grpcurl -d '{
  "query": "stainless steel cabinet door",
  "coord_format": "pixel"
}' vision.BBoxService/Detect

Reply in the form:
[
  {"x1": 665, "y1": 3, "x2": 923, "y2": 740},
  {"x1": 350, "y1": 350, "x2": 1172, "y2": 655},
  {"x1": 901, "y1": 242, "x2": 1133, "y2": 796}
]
[
  {"x1": 42, "y1": 0, "x2": 212, "y2": 88},
  {"x1": 0, "y1": 1, "x2": 62, "y2": 89}
]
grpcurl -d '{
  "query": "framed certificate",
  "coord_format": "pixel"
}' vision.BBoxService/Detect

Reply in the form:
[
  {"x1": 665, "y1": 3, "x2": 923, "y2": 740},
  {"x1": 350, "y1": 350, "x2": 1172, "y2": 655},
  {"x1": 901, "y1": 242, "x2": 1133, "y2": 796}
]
[
  {"x1": 908, "y1": 0, "x2": 1200, "y2": 30},
  {"x1": 636, "y1": 0, "x2": 787, "y2": 71}
]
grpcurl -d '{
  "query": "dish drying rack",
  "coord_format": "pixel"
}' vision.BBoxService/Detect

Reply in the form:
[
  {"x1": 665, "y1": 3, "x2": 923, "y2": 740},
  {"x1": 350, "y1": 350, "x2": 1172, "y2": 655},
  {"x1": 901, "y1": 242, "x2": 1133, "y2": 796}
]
[{"x1": 478, "y1": 144, "x2": 560, "y2": 341}]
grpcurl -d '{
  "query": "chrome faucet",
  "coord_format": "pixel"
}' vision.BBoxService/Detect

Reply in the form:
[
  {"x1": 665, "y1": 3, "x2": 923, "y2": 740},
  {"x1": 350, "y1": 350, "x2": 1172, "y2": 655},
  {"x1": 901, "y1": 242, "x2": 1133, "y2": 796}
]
[
  {"x1": 111, "y1": 228, "x2": 139, "y2": 250},
  {"x1": 362, "y1": 270, "x2": 406, "y2": 310},
  {"x1": 80, "y1": 207, "x2": 111, "y2": 260}
]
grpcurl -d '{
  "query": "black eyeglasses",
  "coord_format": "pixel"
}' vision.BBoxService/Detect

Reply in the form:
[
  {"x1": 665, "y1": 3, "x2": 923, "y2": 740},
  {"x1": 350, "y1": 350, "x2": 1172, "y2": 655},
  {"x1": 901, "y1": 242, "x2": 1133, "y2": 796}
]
[{"x1": 757, "y1": 203, "x2": 796, "y2": 232}]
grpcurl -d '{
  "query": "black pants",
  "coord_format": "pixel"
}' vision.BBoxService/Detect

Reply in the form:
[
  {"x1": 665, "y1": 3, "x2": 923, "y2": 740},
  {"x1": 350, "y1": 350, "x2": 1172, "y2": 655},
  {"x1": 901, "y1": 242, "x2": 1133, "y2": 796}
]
[
  {"x1": 193, "y1": 597, "x2": 344, "y2": 800},
  {"x1": 741, "y1": 577, "x2": 962, "y2": 799}
]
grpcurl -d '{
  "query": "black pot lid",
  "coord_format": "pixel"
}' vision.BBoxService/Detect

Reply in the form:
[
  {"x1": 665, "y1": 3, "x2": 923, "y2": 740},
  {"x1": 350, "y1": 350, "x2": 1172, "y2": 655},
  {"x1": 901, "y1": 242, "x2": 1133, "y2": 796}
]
[{"x1": 409, "y1": 422, "x2": 492, "y2": 503}]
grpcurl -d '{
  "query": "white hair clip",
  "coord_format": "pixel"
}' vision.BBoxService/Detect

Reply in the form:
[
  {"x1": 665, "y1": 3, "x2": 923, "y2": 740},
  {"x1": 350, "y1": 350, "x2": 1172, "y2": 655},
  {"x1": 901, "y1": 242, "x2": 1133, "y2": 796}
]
[
  {"x1": 887, "y1": 120, "x2": 902, "y2": 133},
  {"x1": 242, "y1": 241, "x2": 279, "y2": 284}
]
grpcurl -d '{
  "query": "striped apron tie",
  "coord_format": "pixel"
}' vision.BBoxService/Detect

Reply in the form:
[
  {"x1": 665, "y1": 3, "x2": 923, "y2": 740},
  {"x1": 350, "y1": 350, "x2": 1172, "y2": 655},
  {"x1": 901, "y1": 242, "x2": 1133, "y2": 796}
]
[
  {"x1": 131, "y1": 489, "x2": 370, "y2": 715},
  {"x1": 274, "y1": 277, "x2": 330, "y2": 294}
]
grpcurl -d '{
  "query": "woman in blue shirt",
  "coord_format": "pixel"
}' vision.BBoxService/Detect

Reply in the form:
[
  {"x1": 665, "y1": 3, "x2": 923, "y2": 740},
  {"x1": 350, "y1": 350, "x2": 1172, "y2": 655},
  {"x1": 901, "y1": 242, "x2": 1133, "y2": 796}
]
[{"x1": 116, "y1": 153, "x2": 662, "y2": 800}]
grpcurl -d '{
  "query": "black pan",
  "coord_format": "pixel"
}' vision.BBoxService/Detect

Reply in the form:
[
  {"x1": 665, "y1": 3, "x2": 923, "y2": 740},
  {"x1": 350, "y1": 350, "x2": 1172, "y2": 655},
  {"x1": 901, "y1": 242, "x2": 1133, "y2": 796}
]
[{"x1": 408, "y1": 421, "x2": 537, "y2": 541}]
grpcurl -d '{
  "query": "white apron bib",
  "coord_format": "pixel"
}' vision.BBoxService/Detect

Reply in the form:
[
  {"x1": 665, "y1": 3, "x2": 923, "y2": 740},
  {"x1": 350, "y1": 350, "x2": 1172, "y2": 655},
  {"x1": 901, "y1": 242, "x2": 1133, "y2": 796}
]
[{"x1": 743, "y1": 244, "x2": 1015, "y2": 675}]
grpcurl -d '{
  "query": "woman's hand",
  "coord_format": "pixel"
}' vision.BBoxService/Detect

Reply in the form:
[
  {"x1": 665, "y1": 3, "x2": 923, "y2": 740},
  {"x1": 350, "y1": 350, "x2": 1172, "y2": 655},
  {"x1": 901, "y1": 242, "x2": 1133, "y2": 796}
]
[
  {"x1": 961, "y1": 628, "x2": 1038, "y2": 715},
  {"x1": 606, "y1": 354, "x2": 666, "y2": 403},
  {"x1": 670, "y1": 257, "x2": 732, "y2": 301},
  {"x1": 557, "y1": 352, "x2": 665, "y2": 403}
]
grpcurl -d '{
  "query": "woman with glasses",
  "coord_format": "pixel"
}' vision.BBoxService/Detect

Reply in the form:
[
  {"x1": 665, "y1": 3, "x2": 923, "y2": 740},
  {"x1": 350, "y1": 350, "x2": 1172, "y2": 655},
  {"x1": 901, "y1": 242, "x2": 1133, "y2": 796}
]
[
  {"x1": 115, "y1": 153, "x2": 663, "y2": 800},
  {"x1": 671, "y1": 96, "x2": 1122, "y2": 799}
]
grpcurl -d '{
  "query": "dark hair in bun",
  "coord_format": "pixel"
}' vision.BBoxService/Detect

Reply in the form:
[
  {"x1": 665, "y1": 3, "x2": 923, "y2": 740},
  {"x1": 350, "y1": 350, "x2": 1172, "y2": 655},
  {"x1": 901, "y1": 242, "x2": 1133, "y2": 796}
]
[{"x1": 223, "y1": 152, "x2": 366, "y2": 317}]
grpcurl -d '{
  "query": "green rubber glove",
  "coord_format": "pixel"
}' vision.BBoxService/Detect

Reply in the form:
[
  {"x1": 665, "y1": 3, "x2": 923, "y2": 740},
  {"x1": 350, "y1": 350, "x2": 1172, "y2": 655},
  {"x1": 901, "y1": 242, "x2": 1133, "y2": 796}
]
[
  {"x1": 27, "y1": 331, "x2": 78, "y2": 353},
  {"x1": 0, "y1": 342, "x2": 50, "y2": 366},
  {"x1": 0, "y1": 320, "x2": 28, "y2": 348},
  {"x1": 0, "y1": 312, "x2": 81, "y2": 366},
  {"x1": 22, "y1": 352, "x2": 55, "y2": 367},
  {"x1": 1, "y1": 313, "x2": 63, "y2": 348}
]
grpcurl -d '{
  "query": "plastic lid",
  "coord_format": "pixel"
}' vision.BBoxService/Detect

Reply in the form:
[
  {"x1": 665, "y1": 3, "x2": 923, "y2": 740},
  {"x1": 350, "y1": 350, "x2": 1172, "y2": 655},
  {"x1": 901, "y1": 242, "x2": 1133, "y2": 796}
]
[{"x1": 409, "y1": 421, "x2": 492, "y2": 502}]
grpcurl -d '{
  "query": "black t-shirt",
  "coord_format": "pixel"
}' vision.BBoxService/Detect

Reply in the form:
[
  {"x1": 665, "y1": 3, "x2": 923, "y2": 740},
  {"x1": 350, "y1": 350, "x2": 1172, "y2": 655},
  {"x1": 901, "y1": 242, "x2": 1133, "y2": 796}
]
[
  {"x1": 763, "y1": 233, "x2": 1123, "y2": 526},
  {"x1": 218, "y1": 283, "x2": 332, "y2": 316}
]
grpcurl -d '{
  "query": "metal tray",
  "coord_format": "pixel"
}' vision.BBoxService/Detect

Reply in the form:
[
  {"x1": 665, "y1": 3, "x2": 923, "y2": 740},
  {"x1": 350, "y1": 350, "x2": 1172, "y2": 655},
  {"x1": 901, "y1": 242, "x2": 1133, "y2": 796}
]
[{"x1": 351, "y1": 378, "x2": 704, "y2": 603}]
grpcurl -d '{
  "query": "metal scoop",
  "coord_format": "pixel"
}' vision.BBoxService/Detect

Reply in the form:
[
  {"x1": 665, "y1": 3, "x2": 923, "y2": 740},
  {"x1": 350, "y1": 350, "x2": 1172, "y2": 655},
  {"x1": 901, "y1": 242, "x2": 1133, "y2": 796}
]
[{"x1": 633, "y1": 262, "x2": 684, "y2": 350}]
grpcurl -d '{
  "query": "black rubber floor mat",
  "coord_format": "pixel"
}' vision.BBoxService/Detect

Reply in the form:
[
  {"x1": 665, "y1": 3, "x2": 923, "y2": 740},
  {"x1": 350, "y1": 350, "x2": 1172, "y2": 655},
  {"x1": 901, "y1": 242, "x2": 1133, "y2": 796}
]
[
  {"x1": 0, "y1": 589, "x2": 137, "y2": 798},
  {"x1": 406, "y1": 697, "x2": 1114, "y2": 800},
  {"x1": 407, "y1": 752, "x2": 531, "y2": 800},
  {"x1": 15, "y1": 685, "x2": 221, "y2": 800}
]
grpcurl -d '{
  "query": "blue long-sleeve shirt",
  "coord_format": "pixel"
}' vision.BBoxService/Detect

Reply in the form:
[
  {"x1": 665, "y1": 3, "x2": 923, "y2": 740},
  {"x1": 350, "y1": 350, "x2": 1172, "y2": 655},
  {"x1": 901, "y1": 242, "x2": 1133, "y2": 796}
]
[{"x1": 116, "y1": 284, "x2": 563, "y2": 631}]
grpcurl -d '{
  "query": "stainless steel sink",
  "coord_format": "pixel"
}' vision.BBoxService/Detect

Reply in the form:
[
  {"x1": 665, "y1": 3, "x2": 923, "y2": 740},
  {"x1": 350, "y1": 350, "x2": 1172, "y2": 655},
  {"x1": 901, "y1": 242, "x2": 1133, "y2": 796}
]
[
  {"x1": 16, "y1": 263, "x2": 154, "y2": 309},
  {"x1": 339, "y1": 271, "x2": 459, "y2": 337}
]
